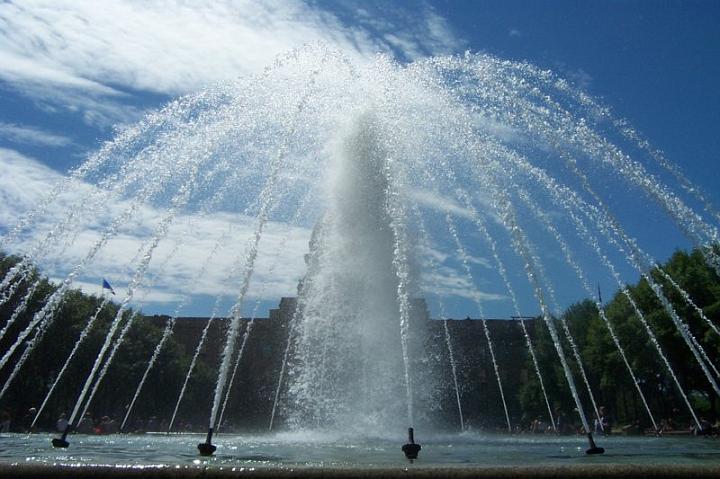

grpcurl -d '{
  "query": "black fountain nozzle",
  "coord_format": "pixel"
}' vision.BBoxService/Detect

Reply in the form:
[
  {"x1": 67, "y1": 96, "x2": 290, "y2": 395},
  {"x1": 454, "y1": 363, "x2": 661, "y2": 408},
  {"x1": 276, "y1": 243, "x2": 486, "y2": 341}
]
[
  {"x1": 401, "y1": 427, "x2": 421, "y2": 460},
  {"x1": 197, "y1": 428, "x2": 217, "y2": 456},
  {"x1": 585, "y1": 432, "x2": 604, "y2": 455},
  {"x1": 52, "y1": 424, "x2": 71, "y2": 448}
]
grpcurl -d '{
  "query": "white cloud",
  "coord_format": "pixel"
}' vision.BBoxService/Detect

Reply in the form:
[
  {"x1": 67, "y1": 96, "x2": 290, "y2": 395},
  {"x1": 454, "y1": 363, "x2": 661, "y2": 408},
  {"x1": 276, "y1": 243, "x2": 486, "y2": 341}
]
[
  {"x1": 417, "y1": 237, "x2": 504, "y2": 303},
  {"x1": 552, "y1": 62, "x2": 593, "y2": 90},
  {"x1": 0, "y1": 122, "x2": 72, "y2": 147},
  {"x1": 465, "y1": 254, "x2": 492, "y2": 268},
  {"x1": 0, "y1": 148, "x2": 312, "y2": 312},
  {"x1": 568, "y1": 68, "x2": 593, "y2": 90},
  {"x1": 0, "y1": 1, "x2": 461, "y2": 131},
  {"x1": 1, "y1": 147, "x2": 507, "y2": 316},
  {"x1": 410, "y1": 188, "x2": 474, "y2": 219},
  {"x1": 420, "y1": 265, "x2": 506, "y2": 303},
  {"x1": 0, "y1": 148, "x2": 65, "y2": 225},
  {"x1": 509, "y1": 28, "x2": 521, "y2": 38},
  {"x1": 0, "y1": 1, "x2": 461, "y2": 100}
]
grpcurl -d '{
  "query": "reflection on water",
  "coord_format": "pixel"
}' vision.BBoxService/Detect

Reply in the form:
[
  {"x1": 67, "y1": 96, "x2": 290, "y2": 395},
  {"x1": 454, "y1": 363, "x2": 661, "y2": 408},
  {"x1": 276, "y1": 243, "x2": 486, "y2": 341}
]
[{"x1": 1, "y1": 432, "x2": 719, "y2": 469}]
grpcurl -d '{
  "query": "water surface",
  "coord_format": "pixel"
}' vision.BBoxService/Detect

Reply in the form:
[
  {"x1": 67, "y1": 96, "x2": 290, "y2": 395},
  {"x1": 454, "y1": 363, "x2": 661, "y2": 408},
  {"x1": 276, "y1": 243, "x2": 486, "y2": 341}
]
[{"x1": 2, "y1": 432, "x2": 718, "y2": 470}]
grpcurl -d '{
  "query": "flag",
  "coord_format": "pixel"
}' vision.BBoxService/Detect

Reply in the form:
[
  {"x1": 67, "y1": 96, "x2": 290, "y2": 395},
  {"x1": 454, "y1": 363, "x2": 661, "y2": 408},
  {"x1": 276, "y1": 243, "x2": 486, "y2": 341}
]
[{"x1": 102, "y1": 278, "x2": 116, "y2": 295}]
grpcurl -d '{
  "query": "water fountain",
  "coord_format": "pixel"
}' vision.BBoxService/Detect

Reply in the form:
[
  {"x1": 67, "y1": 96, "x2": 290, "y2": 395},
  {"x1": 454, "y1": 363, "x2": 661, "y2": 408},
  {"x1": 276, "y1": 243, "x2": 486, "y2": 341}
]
[{"x1": 1, "y1": 45, "x2": 719, "y2": 475}]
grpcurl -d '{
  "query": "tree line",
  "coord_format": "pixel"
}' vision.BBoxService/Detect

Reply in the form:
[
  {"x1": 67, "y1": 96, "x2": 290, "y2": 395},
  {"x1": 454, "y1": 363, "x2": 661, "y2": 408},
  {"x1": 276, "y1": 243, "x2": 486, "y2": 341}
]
[
  {"x1": 1, "y1": 247, "x2": 719, "y2": 433},
  {"x1": 0, "y1": 252, "x2": 216, "y2": 432},
  {"x1": 518, "y1": 248, "x2": 720, "y2": 431}
]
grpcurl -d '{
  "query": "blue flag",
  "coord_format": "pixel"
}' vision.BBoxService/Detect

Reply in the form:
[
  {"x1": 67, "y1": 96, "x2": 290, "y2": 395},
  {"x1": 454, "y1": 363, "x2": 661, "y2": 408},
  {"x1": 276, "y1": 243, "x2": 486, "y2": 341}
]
[{"x1": 102, "y1": 278, "x2": 116, "y2": 295}]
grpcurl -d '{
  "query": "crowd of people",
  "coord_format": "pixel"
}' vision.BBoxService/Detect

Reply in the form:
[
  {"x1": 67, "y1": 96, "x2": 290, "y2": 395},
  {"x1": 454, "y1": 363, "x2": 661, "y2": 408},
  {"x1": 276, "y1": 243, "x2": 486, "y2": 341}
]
[
  {"x1": 485, "y1": 406, "x2": 720, "y2": 437},
  {"x1": 0, "y1": 407, "x2": 200, "y2": 434},
  {"x1": 0, "y1": 408, "x2": 120, "y2": 434},
  {"x1": 1, "y1": 405, "x2": 718, "y2": 437}
]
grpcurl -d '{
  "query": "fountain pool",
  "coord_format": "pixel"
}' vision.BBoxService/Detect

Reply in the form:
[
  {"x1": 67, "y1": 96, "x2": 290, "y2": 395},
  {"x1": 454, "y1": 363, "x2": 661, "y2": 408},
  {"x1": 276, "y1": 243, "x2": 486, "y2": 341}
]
[{"x1": 2, "y1": 432, "x2": 720, "y2": 473}]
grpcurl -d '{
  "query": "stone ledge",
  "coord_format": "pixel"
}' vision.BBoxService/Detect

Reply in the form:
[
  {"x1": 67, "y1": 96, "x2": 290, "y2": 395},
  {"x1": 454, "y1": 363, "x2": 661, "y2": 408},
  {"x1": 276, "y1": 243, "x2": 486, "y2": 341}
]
[{"x1": 3, "y1": 464, "x2": 720, "y2": 479}]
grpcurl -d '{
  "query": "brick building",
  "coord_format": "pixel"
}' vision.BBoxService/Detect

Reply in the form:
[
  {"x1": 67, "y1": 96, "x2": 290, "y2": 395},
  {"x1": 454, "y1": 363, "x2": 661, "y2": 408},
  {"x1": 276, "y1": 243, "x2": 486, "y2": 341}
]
[{"x1": 152, "y1": 298, "x2": 536, "y2": 431}]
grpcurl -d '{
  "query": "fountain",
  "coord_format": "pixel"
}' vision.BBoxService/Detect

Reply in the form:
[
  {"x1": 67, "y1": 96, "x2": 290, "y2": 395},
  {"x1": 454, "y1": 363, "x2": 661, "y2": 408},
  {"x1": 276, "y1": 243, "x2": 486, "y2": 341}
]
[{"x1": 0, "y1": 45, "x2": 719, "y2": 475}]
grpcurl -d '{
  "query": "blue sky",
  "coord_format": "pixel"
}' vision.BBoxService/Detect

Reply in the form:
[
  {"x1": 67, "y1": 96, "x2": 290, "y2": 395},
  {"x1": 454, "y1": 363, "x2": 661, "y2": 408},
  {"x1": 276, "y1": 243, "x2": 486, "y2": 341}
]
[{"x1": 0, "y1": 1, "x2": 718, "y2": 318}]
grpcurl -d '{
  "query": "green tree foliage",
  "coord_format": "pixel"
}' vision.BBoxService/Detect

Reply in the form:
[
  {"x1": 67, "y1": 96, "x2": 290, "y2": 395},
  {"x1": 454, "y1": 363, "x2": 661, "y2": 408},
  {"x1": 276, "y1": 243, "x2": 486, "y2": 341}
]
[
  {"x1": 0, "y1": 253, "x2": 215, "y2": 432},
  {"x1": 519, "y1": 248, "x2": 720, "y2": 430},
  {"x1": 3, "y1": 247, "x2": 720, "y2": 434}
]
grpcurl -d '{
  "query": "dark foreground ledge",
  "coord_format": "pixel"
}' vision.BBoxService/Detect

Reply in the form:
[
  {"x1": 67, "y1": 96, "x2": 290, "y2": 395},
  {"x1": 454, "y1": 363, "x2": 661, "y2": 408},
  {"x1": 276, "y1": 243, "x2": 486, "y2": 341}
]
[{"x1": 3, "y1": 464, "x2": 720, "y2": 479}]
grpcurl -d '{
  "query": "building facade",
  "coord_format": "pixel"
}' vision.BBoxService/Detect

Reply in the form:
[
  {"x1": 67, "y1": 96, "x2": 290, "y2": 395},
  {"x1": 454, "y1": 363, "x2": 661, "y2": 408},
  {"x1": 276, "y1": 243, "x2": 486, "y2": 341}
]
[{"x1": 155, "y1": 297, "x2": 536, "y2": 432}]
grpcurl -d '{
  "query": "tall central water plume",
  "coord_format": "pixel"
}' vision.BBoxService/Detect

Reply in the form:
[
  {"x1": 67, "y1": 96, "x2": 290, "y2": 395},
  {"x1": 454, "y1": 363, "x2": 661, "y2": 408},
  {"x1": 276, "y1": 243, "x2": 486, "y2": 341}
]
[
  {"x1": 283, "y1": 112, "x2": 423, "y2": 434},
  {"x1": 2, "y1": 46, "x2": 719, "y2": 445}
]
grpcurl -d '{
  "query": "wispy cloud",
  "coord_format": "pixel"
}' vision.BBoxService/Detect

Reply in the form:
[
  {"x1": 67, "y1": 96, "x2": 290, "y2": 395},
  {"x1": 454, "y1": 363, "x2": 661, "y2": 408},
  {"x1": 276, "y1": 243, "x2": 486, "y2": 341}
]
[
  {"x1": 420, "y1": 265, "x2": 506, "y2": 303},
  {"x1": 417, "y1": 235, "x2": 504, "y2": 303},
  {"x1": 410, "y1": 189, "x2": 474, "y2": 219},
  {"x1": 465, "y1": 254, "x2": 492, "y2": 268},
  {"x1": 509, "y1": 28, "x2": 522, "y2": 38},
  {"x1": 552, "y1": 61, "x2": 593, "y2": 90},
  {"x1": 0, "y1": 1, "x2": 461, "y2": 118},
  {"x1": 568, "y1": 68, "x2": 593, "y2": 90},
  {"x1": 1, "y1": 146, "x2": 507, "y2": 315},
  {"x1": 0, "y1": 148, "x2": 65, "y2": 225},
  {"x1": 0, "y1": 122, "x2": 72, "y2": 147},
  {"x1": 0, "y1": 148, "x2": 311, "y2": 313}
]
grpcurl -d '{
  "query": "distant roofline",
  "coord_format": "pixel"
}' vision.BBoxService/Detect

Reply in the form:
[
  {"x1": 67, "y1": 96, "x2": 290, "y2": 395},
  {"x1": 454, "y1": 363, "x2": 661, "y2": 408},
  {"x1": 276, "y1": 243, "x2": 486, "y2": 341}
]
[{"x1": 155, "y1": 315, "x2": 539, "y2": 322}]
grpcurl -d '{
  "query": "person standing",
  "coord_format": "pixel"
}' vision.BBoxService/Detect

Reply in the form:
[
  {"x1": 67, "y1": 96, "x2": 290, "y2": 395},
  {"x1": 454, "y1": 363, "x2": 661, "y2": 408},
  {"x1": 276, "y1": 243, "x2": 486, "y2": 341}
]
[
  {"x1": 594, "y1": 406, "x2": 611, "y2": 435},
  {"x1": 0, "y1": 411, "x2": 11, "y2": 432},
  {"x1": 21, "y1": 408, "x2": 37, "y2": 433},
  {"x1": 56, "y1": 413, "x2": 69, "y2": 433},
  {"x1": 76, "y1": 412, "x2": 94, "y2": 434}
]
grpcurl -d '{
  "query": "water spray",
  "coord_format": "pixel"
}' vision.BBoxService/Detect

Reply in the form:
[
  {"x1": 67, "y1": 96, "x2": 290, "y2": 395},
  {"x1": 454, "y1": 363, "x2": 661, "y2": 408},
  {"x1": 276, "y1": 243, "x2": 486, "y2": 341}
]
[{"x1": 0, "y1": 46, "x2": 712, "y2": 461}]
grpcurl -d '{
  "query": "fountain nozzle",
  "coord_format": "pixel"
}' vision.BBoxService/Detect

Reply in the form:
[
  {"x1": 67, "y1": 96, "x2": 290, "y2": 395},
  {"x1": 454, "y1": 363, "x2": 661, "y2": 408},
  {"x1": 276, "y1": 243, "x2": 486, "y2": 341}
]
[
  {"x1": 585, "y1": 432, "x2": 604, "y2": 455},
  {"x1": 402, "y1": 427, "x2": 421, "y2": 460},
  {"x1": 52, "y1": 425, "x2": 71, "y2": 448},
  {"x1": 197, "y1": 428, "x2": 217, "y2": 456}
]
